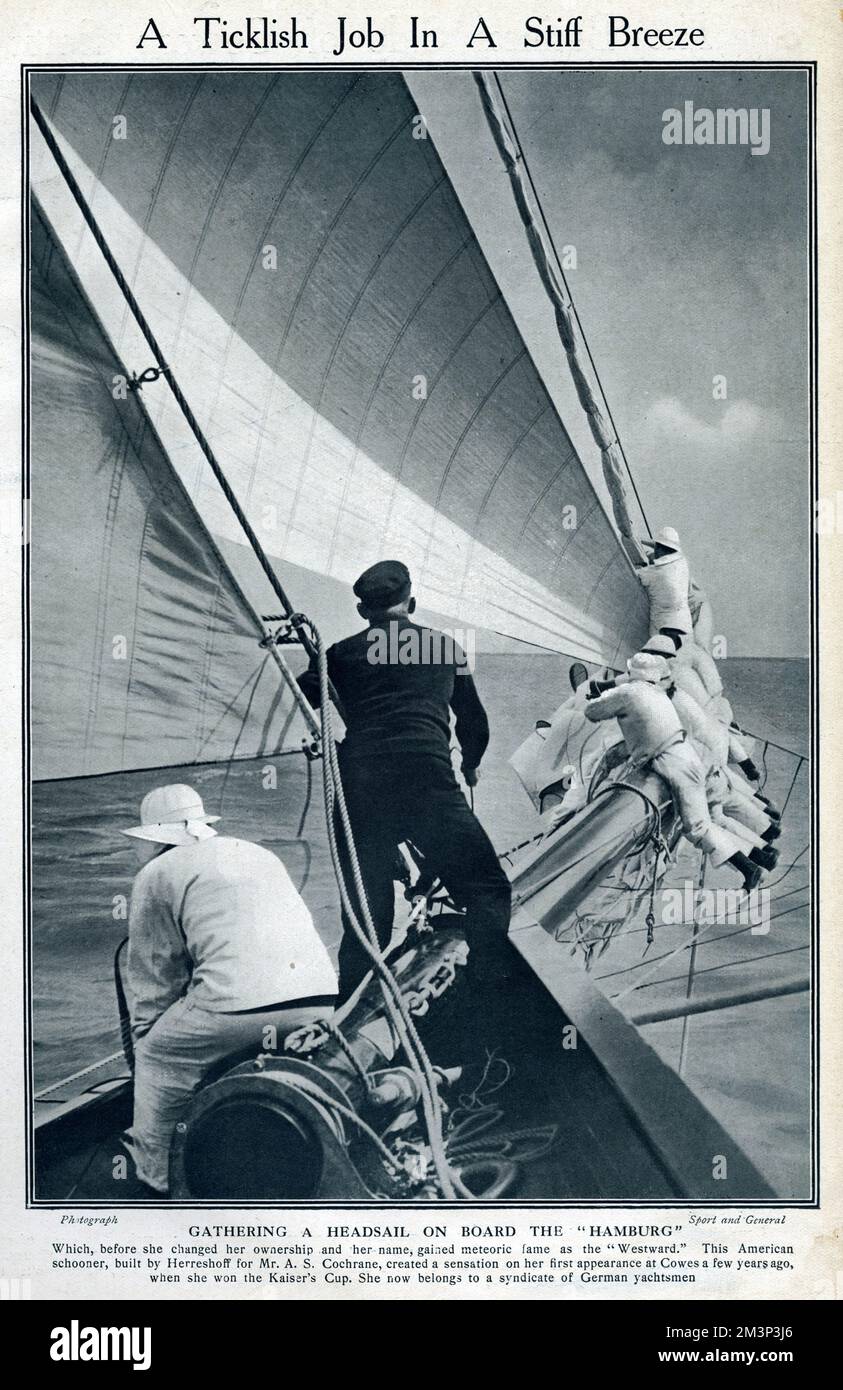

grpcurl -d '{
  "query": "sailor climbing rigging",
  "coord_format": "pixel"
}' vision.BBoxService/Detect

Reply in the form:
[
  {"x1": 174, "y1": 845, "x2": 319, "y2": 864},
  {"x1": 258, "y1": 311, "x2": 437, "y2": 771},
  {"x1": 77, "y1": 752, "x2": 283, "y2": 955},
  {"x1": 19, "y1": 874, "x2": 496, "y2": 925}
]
[
  {"x1": 584, "y1": 653, "x2": 767, "y2": 892},
  {"x1": 636, "y1": 526, "x2": 693, "y2": 637}
]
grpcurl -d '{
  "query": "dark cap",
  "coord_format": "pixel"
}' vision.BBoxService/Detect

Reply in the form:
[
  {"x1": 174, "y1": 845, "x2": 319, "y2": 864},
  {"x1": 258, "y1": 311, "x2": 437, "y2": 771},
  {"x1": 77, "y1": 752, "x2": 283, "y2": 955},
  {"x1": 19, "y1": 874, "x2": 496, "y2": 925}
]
[{"x1": 353, "y1": 560, "x2": 412, "y2": 609}]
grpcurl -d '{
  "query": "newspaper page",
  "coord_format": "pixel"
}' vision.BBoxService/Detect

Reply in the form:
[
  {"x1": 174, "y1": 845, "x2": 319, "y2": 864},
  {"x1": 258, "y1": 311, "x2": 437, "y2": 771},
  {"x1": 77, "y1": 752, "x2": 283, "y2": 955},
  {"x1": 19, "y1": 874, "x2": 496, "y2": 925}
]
[{"x1": 0, "y1": 0, "x2": 840, "y2": 1348}]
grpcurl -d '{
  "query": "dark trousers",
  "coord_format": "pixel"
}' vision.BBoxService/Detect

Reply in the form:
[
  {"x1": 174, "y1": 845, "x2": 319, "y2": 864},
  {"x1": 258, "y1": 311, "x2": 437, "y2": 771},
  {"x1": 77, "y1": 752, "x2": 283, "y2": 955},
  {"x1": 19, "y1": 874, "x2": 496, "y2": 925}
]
[{"x1": 335, "y1": 753, "x2": 512, "y2": 1001}]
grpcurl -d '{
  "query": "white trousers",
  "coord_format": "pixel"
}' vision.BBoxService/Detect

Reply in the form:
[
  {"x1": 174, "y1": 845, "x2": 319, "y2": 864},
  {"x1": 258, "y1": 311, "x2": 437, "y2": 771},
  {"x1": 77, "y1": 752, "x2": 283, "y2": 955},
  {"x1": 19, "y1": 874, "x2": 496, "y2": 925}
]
[
  {"x1": 707, "y1": 767, "x2": 770, "y2": 845},
  {"x1": 652, "y1": 739, "x2": 746, "y2": 867},
  {"x1": 130, "y1": 995, "x2": 333, "y2": 1192}
]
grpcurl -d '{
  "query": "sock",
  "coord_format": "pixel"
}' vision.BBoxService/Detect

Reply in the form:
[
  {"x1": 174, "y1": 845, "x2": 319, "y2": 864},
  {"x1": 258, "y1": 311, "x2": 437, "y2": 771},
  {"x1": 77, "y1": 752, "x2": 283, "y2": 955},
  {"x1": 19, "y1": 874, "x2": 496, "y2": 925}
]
[{"x1": 750, "y1": 845, "x2": 779, "y2": 871}]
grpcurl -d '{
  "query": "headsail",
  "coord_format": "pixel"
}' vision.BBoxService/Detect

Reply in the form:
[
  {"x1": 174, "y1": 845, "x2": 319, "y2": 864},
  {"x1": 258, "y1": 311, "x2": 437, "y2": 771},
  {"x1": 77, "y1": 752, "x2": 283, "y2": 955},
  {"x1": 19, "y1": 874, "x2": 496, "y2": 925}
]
[{"x1": 30, "y1": 200, "x2": 305, "y2": 780}]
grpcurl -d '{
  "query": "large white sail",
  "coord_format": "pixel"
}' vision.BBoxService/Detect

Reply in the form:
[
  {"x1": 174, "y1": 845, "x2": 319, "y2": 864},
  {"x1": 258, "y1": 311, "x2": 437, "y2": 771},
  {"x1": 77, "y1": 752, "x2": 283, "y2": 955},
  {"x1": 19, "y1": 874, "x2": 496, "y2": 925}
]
[
  {"x1": 30, "y1": 71, "x2": 647, "y2": 662},
  {"x1": 30, "y1": 201, "x2": 305, "y2": 779}
]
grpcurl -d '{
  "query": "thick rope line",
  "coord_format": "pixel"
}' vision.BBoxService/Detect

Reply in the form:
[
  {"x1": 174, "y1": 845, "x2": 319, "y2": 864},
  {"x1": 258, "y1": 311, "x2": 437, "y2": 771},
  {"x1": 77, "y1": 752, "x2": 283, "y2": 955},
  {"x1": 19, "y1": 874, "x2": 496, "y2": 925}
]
[{"x1": 474, "y1": 73, "x2": 648, "y2": 564}]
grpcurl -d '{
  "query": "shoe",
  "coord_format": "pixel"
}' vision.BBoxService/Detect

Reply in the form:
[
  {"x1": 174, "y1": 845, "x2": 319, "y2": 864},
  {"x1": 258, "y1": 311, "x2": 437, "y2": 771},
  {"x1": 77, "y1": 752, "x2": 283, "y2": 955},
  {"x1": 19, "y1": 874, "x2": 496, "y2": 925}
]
[
  {"x1": 750, "y1": 845, "x2": 779, "y2": 872},
  {"x1": 762, "y1": 823, "x2": 782, "y2": 842},
  {"x1": 739, "y1": 758, "x2": 761, "y2": 782},
  {"x1": 727, "y1": 851, "x2": 763, "y2": 893}
]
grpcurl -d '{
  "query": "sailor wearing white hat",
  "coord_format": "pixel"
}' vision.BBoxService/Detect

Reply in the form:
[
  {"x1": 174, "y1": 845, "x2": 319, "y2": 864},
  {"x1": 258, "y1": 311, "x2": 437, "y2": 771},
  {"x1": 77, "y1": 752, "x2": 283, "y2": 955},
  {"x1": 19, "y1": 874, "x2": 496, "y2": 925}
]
[
  {"x1": 642, "y1": 630, "x2": 733, "y2": 725},
  {"x1": 636, "y1": 526, "x2": 693, "y2": 637},
  {"x1": 122, "y1": 785, "x2": 337, "y2": 1195},
  {"x1": 584, "y1": 654, "x2": 763, "y2": 890},
  {"x1": 640, "y1": 637, "x2": 769, "y2": 808},
  {"x1": 122, "y1": 784, "x2": 220, "y2": 855}
]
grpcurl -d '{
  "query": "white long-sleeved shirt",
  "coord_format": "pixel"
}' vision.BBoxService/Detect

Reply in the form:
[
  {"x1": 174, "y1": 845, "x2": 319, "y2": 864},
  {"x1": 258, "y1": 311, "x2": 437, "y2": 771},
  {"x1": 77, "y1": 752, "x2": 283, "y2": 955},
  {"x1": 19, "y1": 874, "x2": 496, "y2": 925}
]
[
  {"x1": 675, "y1": 641, "x2": 723, "y2": 698},
  {"x1": 584, "y1": 681, "x2": 683, "y2": 762},
  {"x1": 638, "y1": 552, "x2": 693, "y2": 633},
  {"x1": 128, "y1": 836, "x2": 337, "y2": 1038},
  {"x1": 672, "y1": 662, "x2": 711, "y2": 709},
  {"x1": 671, "y1": 688, "x2": 729, "y2": 770}
]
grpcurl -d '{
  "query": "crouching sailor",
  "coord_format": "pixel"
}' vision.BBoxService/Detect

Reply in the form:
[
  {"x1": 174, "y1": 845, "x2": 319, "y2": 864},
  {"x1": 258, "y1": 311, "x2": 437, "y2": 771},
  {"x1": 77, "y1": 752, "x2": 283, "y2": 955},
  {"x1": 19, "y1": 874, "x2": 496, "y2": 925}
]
[
  {"x1": 122, "y1": 785, "x2": 337, "y2": 1195},
  {"x1": 298, "y1": 560, "x2": 511, "y2": 1001},
  {"x1": 584, "y1": 654, "x2": 764, "y2": 891}
]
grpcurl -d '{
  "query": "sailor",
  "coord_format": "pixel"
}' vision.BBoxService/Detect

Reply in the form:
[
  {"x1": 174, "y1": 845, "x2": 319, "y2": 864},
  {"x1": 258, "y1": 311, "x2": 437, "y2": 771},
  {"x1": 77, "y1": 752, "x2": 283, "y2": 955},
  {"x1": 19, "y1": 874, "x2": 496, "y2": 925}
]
[
  {"x1": 659, "y1": 668, "x2": 778, "y2": 861},
  {"x1": 510, "y1": 660, "x2": 624, "y2": 815},
  {"x1": 122, "y1": 785, "x2": 337, "y2": 1195},
  {"x1": 584, "y1": 653, "x2": 765, "y2": 890},
  {"x1": 298, "y1": 561, "x2": 511, "y2": 1002},
  {"x1": 642, "y1": 632, "x2": 765, "y2": 786},
  {"x1": 636, "y1": 525, "x2": 693, "y2": 638}
]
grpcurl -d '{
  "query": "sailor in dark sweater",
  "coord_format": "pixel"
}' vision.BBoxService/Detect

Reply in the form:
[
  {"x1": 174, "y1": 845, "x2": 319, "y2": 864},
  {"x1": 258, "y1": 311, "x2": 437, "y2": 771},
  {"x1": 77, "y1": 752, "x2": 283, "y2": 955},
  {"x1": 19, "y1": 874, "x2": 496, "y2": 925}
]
[{"x1": 298, "y1": 560, "x2": 512, "y2": 1002}]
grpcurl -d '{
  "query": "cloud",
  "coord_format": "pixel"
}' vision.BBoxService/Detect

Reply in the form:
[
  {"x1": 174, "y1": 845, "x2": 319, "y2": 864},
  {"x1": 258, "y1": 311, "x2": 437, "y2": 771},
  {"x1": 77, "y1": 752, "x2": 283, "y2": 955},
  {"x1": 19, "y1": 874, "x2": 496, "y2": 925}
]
[{"x1": 644, "y1": 397, "x2": 763, "y2": 449}]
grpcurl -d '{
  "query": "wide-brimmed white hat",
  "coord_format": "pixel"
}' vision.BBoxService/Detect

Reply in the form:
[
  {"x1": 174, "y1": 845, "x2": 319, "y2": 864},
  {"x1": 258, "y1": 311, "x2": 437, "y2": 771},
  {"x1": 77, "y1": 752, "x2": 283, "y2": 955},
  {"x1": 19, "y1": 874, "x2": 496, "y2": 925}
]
[
  {"x1": 641, "y1": 525, "x2": 681, "y2": 554},
  {"x1": 627, "y1": 652, "x2": 671, "y2": 685},
  {"x1": 122, "y1": 785, "x2": 220, "y2": 846}
]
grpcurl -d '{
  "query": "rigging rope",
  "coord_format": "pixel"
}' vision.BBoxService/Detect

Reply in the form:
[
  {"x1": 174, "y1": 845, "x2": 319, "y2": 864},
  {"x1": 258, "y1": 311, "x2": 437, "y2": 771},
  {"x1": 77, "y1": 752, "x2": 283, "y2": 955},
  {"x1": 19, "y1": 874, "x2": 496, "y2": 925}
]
[
  {"x1": 114, "y1": 938, "x2": 134, "y2": 1074},
  {"x1": 474, "y1": 73, "x2": 649, "y2": 563}
]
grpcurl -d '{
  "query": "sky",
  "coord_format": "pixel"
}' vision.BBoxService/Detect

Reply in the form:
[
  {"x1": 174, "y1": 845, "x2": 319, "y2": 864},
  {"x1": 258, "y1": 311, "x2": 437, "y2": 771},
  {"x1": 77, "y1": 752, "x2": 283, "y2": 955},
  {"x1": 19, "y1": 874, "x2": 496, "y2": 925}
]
[{"x1": 412, "y1": 70, "x2": 811, "y2": 657}]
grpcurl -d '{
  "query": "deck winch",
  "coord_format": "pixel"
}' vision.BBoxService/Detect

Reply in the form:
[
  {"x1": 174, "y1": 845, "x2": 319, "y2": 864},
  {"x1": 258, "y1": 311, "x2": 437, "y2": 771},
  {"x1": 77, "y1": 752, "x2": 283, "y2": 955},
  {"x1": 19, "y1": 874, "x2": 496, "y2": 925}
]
[{"x1": 169, "y1": 923, "x2": 471, "y2": 1200}]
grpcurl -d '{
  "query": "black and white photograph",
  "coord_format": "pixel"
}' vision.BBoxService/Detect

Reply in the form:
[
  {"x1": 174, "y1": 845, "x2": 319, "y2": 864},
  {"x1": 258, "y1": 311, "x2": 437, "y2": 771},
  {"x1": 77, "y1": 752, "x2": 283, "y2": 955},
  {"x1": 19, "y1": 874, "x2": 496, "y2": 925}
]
[{"x1": 24, "y1": 58, "x2": 814, "y2": 1219}]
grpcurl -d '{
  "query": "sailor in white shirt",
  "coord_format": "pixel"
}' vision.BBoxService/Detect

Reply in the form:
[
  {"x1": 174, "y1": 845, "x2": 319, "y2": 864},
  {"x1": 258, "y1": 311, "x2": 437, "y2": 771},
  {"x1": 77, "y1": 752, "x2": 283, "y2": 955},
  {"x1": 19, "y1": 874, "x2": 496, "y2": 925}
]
[
  {"x1": 509, "y1": 661, "x2": 624, "y2": 815},
  {"x1": 122, "y1": 785, "x2": 337, "y2": 1194},
  {"x1": 584, "y1": 654, "x2": 764, "y2": 890},
  {"x1": 638, "y1": 636, "x2": 779, "y2": 849},
  {"x1": 642, "y1": 632, "x2": 765, "y2": 785},
  {"x1": 636, "y1": 526, "x2": 693, "y2": 637}
]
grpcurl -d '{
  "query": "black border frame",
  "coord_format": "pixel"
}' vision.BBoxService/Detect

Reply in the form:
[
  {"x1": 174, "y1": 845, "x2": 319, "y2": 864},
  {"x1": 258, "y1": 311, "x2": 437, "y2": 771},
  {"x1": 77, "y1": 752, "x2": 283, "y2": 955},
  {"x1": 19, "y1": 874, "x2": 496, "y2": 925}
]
[{"x1": 21, "y1": 59, "x2": 819, "y2": 1211}]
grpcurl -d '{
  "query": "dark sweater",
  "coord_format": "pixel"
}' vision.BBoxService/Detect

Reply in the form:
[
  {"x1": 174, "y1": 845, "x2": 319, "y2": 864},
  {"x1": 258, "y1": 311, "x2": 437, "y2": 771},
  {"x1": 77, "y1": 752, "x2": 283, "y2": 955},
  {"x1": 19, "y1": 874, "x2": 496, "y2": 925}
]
[{"x1": 298, "y1": 619, "x2": 489, "y2": 770}]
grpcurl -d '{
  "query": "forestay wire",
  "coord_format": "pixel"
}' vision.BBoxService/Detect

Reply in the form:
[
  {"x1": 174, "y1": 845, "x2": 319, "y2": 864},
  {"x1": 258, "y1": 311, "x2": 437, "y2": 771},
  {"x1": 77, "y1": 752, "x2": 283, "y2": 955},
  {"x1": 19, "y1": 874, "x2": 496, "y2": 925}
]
[{"x1": 474, "y1": 72, "x2": 650, "y2": 563}]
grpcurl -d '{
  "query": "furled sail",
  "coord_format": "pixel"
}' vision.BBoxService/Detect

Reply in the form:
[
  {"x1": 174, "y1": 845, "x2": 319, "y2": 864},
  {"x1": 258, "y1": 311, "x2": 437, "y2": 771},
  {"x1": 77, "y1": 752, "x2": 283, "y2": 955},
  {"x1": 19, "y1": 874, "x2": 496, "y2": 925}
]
[
  {"x1": 30, "y1": 71, "x2": 648, "y2": 662},
  {"x1": 30, "y1": 200, "x2": 305, "y2": 780}
]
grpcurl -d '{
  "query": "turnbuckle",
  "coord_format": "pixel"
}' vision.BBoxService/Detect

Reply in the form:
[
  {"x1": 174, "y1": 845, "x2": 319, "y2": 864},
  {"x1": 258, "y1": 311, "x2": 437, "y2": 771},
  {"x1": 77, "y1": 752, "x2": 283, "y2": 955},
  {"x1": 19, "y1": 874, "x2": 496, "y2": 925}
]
[{"x1": 644, "y1": 910, "x2": 656, "y2": 953}]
